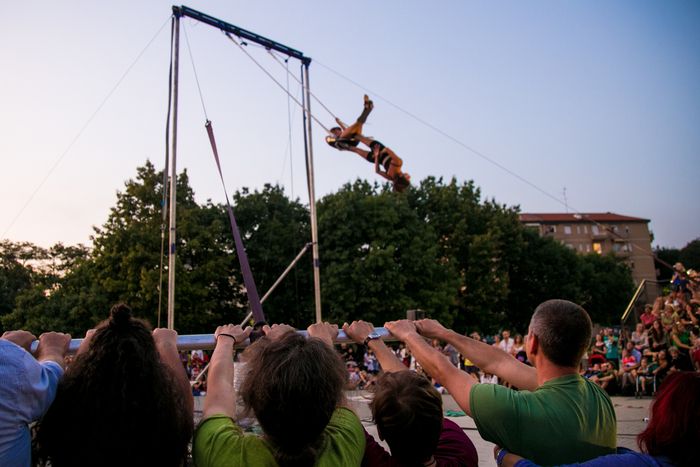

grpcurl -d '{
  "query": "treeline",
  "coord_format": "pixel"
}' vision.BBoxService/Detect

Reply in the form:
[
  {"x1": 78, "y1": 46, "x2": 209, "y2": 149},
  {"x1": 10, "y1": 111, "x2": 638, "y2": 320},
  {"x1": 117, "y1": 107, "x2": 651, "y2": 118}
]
[{"x1": 0, "y1": 161, "x2": 635, "y2": 336}]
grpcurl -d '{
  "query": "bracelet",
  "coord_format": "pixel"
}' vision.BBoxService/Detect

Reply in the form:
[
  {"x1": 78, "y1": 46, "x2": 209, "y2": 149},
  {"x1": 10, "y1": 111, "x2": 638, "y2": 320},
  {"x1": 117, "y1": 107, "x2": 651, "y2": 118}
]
[
  {"x1": 496, "y1": 448, "x2": 508, "y2": 466},
  {"x1": 217, "y1": 333, "x2": 237, "y2": 345}
]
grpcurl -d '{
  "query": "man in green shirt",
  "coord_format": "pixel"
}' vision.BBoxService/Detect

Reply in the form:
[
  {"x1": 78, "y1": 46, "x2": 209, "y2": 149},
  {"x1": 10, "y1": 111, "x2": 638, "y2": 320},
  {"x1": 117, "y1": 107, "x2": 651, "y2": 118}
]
[{"x1": 385, "y1": 299, "x2": 616, "y2": 465}]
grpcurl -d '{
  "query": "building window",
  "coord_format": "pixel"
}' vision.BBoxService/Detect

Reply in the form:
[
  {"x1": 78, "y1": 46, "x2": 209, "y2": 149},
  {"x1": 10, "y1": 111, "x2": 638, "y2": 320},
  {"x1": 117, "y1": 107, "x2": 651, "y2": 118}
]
[
  {"x1": 583, "y1": 225, "x2": 588, "y2": 234},
  {"x1": 565, "y1": 243, "x2": 575, "y2": 249},
  {"x1": 586, "y1": 244, "x2": 591, "y2": 252},
  {"x1": 564, "y1": 226, "x2": 572, "y2": 235},
  {"x1": 593, "y1": 242, "x2": 602, "y2": 254},
  {"x1": 592, "y1": 225, "x2": 599, "y2": 235},
  {"x1": 578, "y1": 244, "x2": 584, "y2": 252}
]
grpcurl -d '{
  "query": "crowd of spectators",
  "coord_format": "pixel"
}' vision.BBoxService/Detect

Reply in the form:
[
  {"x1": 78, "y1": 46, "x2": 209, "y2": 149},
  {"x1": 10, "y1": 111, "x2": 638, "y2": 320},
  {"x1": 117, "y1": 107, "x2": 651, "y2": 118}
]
[
  {"x1": 1, "y1": 288, "x2": 698, "y2": 466},
  {"x1": 580, "y1": 264, "x2": 700, "y2": 397}
]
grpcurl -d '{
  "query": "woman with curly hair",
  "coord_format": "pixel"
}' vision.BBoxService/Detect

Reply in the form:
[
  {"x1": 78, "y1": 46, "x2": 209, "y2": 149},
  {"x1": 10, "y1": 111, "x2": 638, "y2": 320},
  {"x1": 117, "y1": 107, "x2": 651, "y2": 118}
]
[
  {"x1": 36, "y1": 304, "x2": 193, "y2": 467},
  {"x1": 193, "y1": 322, "x2": 365, "y2": 467}
]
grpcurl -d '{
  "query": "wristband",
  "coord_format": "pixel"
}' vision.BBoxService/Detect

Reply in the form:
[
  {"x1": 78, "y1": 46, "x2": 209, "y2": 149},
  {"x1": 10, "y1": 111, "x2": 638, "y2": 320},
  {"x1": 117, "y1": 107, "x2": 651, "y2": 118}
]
[
  {"x1": 496, "y1": 448, "x2": 508, "y2": 466},
  {"x1": 217, "y1": 333, "x2": 237, "y2": 344}
]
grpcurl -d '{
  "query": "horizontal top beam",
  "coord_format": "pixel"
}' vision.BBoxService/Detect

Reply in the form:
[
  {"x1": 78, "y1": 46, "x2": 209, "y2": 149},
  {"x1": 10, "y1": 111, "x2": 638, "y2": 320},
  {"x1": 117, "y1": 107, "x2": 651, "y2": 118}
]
[
  {"x1": 29, "y1": 327, "x2": 395, "y2": 354},
  {"x1": 173, "y1": 5, "x2": 311, "y2": 65}
]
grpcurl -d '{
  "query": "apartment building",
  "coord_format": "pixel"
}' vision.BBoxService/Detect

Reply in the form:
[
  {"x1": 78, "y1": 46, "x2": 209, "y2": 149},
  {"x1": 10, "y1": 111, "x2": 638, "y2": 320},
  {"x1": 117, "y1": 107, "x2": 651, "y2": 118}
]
[{"x1": 519, "y1": 212, "x2": 656, "y2": 285}]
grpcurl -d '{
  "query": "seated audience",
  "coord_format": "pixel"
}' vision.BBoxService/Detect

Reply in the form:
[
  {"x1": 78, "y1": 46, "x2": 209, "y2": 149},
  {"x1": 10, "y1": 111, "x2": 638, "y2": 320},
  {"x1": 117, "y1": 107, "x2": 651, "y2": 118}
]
[
  {"x1": 634, "y1": 357, "x2": 657, "y2": 397},
  {"x1": 193, "y1": 322, "x2": 365, "y2": 467},
  {"x1": 0, "y1": 330, "x2": 70, "y2": 467},
  {"x1": 36, "y1": 304, "x2": 193, "y2": 467},
  {"x1": 343, "y1": 320, "x2": 478, "y2": 467},
  {"x1": 494, "y1": 371, "x2": 699, "y2": 467},
  {"x1": 384, "y1": 299, "x2": 617, "y2": 465}
]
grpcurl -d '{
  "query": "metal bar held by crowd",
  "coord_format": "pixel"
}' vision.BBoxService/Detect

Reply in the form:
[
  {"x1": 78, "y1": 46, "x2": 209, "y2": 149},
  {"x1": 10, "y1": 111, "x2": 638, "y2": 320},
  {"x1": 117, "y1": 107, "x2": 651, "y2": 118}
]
[{"x1": 29, "y1": 326, "x2": 394, "y2": 355}]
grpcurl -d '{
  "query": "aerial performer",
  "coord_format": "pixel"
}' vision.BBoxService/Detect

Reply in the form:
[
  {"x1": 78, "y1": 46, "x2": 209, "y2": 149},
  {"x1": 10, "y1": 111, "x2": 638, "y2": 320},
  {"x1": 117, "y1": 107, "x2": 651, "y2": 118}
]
[
  {"x1": 325, "y1": 94, "x2": 374, "y2": 150},
  {"x1": 347, "y1": 134, "x2": 411, "y2": 192},
  {"x1": 326, "y1": 95, "x2": 411, "y2": 192}
]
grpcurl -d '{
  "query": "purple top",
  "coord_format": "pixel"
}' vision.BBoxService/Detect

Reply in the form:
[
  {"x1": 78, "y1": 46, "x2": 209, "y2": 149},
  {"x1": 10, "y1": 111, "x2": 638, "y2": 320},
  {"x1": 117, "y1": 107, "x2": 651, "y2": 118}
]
[{"x1": 363, "y1": 418, "x2": 478, "y2": 467}]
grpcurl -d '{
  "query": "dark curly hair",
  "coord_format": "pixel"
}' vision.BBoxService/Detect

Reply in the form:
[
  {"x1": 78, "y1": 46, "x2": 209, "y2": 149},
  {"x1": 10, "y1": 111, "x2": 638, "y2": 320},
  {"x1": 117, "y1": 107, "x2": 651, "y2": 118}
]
[
  {"x1": 392, "y1": 173, "x2": 411, "y2": 193},
  {"x1": 240, "y1": 332, "x2": 346, "y2": 467},
  {"x1": 36, "y1": 304, "x2": 193, "y2": 467}
]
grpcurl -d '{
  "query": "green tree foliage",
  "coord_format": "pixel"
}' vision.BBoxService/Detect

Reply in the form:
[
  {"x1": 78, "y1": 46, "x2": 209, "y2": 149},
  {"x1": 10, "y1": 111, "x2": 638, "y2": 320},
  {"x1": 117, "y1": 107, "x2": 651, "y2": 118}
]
[
  {"x1": 0, "y1": 241, "x2": 37, "y2": 332},
  {"x1": 318, "y1": 180, "x2": 457, "y2": 326},
  {"x1": 654, "y1": 246, "x2": 680, "y2": 280},
  {"x1": 1, "y1": 162, "x2": 638, "y2": 337},
  {"x1": 578, "y1": 253, "x2": 635, "y2": 325},
  {"x1": 679, "y1": 238, "x2": 700, "y2": 270},
  {"x1": 231, "y1": 184, "x2": 313, "y2": 327},
  {"x1": 505, "y1": 229, "x2": 582, "y2": 332},
  {"x1": 407, "y1": 177, "x2": 525, "y2": 332}
]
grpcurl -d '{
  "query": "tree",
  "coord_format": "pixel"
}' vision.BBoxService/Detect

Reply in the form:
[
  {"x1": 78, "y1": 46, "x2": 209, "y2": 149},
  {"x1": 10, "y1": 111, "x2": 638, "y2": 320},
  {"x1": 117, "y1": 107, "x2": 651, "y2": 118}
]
[
  {"x1": 578, "y1": 253, "x2": 635, "y2": 325},
  {"x1": 505, "y1": 229, "x2": 583, "y2": 333},
  {"x1": 318, "y1": 180, "x2": 457, "y2": 327},
  {"x1": 680, "y1": 238, "x2": 700, "y2": 270},
  {"x1": 231, "y1": 184, "x2": 313, "y2": 327},
  {"x1": 408, "y1": 177, "x2": 525, "y2": 333},
  {"x1": 0, "y1": 241, "x2": 37, "y2": 332}
]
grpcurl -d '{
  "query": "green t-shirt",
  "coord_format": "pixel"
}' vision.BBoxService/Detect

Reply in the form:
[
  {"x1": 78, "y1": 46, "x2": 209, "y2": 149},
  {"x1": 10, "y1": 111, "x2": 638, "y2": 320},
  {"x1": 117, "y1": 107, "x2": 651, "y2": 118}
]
[
  {"x1": 470, "y1": 373, "x2": 616, "y2": 465},
  {"x1": 193, "y1": 407, "x2": 365, "y2": 467}
]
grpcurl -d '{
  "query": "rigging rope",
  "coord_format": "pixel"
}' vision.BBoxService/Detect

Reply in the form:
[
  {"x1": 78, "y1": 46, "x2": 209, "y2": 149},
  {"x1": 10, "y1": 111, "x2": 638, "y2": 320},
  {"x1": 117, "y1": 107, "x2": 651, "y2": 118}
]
[
  {"x1": 1, "y1": 16, "x2": 171, "y2": 240},
  {"x1": 182, "y1": 22, "x2": 209, "y2": 121},
  {"x1": 267, "y1": 49, "x2": 338, "y2": 122},
  {"x1": 223, "y1": 33, "x2": 332, "y2": 133},
  {"x1": 206, "y1": 120, "x2": 266, "y2": 324},
  {"x1": 178, "y1": 22, "x2": 266, "y2": 324}
]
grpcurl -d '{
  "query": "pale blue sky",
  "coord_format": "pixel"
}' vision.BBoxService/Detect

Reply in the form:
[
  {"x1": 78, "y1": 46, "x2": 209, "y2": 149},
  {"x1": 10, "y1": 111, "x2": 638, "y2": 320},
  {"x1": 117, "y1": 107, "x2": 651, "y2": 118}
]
[{"x1": 1, "y1": 1, "x2": 698, "y2": 249}]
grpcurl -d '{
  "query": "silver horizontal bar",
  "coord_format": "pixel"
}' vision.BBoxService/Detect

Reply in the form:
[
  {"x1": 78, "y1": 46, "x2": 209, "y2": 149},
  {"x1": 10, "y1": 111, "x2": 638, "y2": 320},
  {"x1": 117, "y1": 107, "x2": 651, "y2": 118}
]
[{"x1": 29, "y1": 327, "x2": 394, "y2": 355}]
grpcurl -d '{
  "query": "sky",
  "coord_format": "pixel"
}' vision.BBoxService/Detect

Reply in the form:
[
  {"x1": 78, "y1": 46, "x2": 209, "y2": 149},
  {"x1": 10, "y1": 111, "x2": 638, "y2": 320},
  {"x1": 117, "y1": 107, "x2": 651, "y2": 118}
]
[{"x1": 1, "y1": 0, "x2": 698, "y2": 250}]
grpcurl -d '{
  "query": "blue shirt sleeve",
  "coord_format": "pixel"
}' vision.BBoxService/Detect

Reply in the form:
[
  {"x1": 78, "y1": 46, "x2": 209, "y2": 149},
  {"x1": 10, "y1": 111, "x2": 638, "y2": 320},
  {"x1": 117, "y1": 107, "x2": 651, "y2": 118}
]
[{"x1": 514, "y1": 449, "x2": 666, "y2": 467}]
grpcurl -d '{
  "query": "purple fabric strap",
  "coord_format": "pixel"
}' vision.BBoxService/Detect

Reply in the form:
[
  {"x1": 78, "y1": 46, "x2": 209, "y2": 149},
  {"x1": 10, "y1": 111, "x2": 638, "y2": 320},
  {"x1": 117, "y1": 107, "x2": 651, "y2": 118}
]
[{"x1": 205, "y1": 120, "x2": 265, "y2": 324}]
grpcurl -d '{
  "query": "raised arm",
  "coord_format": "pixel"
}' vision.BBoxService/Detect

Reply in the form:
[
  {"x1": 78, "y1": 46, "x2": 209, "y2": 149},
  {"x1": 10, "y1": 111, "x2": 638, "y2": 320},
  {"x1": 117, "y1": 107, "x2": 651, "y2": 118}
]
[
  {"x1": 343, "y1": 320, "x2": 406, "y2": 373},
  {"x1": 153, "y1": 328, "x2": 194, "y2": 414},
  {"x1": 202, "y1": 324, "x2": 252, "y2": 420},
  {"x1": 335, "y1": 117, "x2": 348, "y2": 130},
  {"x1": 385, "y1": 320, "x2": 478, "y2": 415},
  {"x1": 35, "y1": 332, "x2": 71, "y2": 369},
  {"x1": 415, "y1": 319, "x2": 538, "y2": 391}
]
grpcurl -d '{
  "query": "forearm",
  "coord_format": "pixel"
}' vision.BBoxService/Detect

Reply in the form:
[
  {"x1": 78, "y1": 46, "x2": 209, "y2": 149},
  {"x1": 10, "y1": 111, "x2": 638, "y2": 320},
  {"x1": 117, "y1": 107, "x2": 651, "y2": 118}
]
[
  {"x1": 157, "y1": 342, "x2": 194, "y2": 413},
  {"x1": 404, "y1": 333, "x2": 469, "y2": 401},
  {"x1": 203, "y1": 338, "x2": 236, "y2": 418},
  {"x1": 369, "y1": 340, "x2": 407, "y2": 373},
  {"x1": 37, "y1": 351, "x2": 66, "y2": 369},
  {"x1": 439, "y1": 329, "x2": 537, "y2": 390}
]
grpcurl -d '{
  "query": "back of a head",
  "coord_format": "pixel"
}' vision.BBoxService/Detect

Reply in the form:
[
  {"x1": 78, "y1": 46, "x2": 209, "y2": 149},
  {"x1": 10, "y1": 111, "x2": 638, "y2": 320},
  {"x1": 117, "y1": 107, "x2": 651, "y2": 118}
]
[
  {"x1": 392, "y1": 173, "x2": 411, "y2": 193},
  {"x1": 241, "y1": 332, "x2": 346, "y2": 467},
  {"x1": 638, "y1": 372, "x2": 700, "y2": 466},
  {"x1": 38, "y1": 304, "x2": 193, "y2": 467},
  {"x1": 530, "y1": 299, "x2": 592, "y2": 367},
  {"x1": 371, "y1": 371, "x2": 443, "y2": 465}
]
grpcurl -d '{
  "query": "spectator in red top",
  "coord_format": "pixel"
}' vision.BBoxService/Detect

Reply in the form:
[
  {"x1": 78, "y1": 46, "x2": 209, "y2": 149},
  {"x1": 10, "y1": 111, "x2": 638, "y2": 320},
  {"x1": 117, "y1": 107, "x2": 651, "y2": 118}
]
[
  {"x1": 343, "y1": 320, "x2": 478, "y2": 467},
  {"x1": 639, "y1": 304, "x2": 656, "y2": 329}
]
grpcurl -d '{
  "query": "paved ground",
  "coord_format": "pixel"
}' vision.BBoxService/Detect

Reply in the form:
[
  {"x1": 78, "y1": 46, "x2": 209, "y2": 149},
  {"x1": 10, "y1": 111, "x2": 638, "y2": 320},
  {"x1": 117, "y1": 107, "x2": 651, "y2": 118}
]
[
  {"x1": 194, "y1": 392, "x2": 651, "y2": 465},
  {"x1": 346, "y1": 391, "x2": 651, "y2": 465}
]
